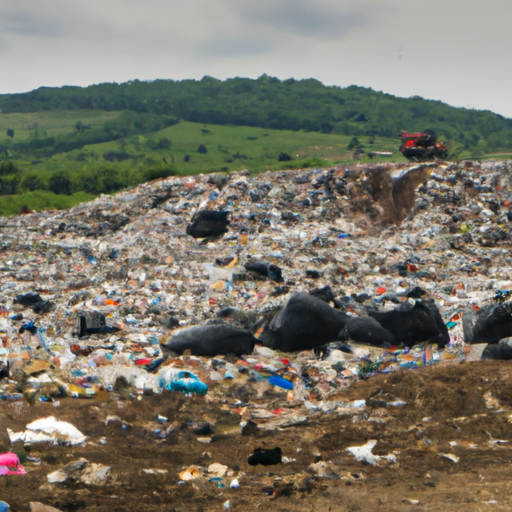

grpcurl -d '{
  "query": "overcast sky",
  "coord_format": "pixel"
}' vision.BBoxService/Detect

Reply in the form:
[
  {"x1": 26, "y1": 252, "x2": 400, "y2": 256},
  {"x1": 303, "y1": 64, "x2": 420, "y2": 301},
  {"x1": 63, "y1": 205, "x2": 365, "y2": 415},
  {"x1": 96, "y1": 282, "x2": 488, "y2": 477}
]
[{"x1": 1, "y1": 0, "x2": 511, "y2": 117}]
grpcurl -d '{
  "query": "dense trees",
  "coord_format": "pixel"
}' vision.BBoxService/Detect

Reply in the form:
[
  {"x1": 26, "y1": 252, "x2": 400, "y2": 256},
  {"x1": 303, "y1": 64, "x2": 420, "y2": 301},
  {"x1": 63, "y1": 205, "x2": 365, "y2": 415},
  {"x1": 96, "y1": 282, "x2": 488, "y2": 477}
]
[
  {"x1": 0, "y1": 161, "x2": 20, "y2": 176},
  {"x1": 0, "y1": 75, "x2": 510, "y2": 211},
  {"x1": 0, "y1": 76, "x2": 511, "y2": 153},
  {"x1": 147, "y1": 137, "x2": 171, "y2": 150},
  {"x1": 49, "y1": 172, "x2": 72, "y2": 195}
]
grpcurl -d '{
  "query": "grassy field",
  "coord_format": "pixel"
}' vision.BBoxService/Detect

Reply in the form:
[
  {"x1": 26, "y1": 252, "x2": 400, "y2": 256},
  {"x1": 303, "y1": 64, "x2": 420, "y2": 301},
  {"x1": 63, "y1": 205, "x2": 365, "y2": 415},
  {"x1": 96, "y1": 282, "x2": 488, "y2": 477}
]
[
  {"x1": 0, "y1": 191, "x2": 96, "y2": 216},
  {"x1": 0, "y1": 110, "x2": 120, "y2": 142},
  {"x1": 15, "y1": 119, "x2": 405, "y2": 177},
  {"x1": 0, "y1": 110, "x2": 434, "y2": 216}
]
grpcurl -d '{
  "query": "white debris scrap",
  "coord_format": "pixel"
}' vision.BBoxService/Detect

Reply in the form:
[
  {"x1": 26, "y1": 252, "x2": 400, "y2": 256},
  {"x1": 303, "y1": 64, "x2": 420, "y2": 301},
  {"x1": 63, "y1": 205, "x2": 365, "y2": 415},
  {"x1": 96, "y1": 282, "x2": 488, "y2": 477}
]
[
  {"x1": 440, "y1": 453, "x2": 460, "y2": 463},
  {"x1": 8, "y1": 416, "x2": 86, "y2": 446},
  {"x1": 346, "y1": 439, "x2": 396, "y2": 465},
  {"x1": 207, "y1": 462, "x2": 228, "y2": 476}
]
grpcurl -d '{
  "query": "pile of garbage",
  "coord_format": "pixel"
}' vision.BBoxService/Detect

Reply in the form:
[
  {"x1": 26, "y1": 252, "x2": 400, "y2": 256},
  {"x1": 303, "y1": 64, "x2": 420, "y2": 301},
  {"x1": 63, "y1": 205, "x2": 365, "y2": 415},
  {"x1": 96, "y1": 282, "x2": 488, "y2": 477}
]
[{"x1": 0, "y1": 160, "x2": 511, "y2": 418}]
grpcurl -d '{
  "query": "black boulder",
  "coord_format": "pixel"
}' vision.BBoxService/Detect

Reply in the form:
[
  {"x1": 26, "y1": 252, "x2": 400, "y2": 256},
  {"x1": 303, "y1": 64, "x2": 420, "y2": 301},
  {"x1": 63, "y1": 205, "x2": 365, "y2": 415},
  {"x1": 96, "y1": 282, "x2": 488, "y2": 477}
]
[
  {"x1": 309, "y1": 286, "x2": 336, "y2": 304},
  {"x1": 406, "y1": 286, "x2": 427, "y2": 299},
  {"x1": 76, "y1": 311, "x2": 119, "y2": 338},
  {"x1": 244, "y1": 260, "x2": 284, "y2": 282},
  {"x1": 344, "y1": 315, "x2": 395, "y2": 346},
  {"x1": 14, "y1": 292, "x2": 53, "y2": 315},
  {"x1": 0, "y1": 361, "x2": 9, "y2": 380},
  {"x1": 481, "y1": 337, "x2": 512, "y2": 360}
]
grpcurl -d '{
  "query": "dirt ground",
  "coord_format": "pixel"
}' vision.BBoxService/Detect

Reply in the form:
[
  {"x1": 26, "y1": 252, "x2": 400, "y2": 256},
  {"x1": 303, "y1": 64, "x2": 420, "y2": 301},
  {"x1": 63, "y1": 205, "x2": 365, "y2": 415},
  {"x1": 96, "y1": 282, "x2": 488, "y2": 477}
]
[{"x1": 3, "y1": 360, "x2": 512, "y2": 511}]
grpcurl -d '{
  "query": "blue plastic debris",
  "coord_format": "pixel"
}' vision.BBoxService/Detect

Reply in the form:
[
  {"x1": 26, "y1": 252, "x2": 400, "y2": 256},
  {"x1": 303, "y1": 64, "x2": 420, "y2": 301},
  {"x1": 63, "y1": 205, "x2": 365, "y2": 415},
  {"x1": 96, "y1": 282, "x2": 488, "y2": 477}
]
[
  {"x1": 269, "y1": 375, "x2": 294, "y2": 390},
  {"x1": 166, "y1": 371, "x2": 208, "y2": 395}
]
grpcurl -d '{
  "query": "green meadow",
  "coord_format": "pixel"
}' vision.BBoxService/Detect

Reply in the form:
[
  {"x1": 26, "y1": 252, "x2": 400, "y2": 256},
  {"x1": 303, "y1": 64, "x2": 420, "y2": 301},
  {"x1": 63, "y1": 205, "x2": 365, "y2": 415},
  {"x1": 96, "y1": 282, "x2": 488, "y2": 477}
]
[
  {"x1": 0, "y1": 112, "x2": 404, "y2": 216},
  {"x1": 0, "y1": 110, "x2": 120, "y2": 141},
  {"x1": 32, "y1": 120, "x2": 402, "y2": 174},
  {"x1": 2, "y1": 74, "x2": 511, "y2": 216}
]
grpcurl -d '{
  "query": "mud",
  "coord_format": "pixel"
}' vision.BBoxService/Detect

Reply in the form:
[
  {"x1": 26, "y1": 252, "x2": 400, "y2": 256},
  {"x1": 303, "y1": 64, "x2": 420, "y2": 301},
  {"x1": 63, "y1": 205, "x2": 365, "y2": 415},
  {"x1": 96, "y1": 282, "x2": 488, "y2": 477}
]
[{"x1": 3, "y1": 361, "x2": 512, "y2": 511}]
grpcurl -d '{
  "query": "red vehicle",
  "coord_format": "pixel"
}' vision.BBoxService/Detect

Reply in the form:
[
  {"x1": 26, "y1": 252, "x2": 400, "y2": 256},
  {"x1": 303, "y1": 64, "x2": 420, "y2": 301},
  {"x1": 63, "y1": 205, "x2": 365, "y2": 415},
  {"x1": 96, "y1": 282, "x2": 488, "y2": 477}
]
[{"x1": 399, "y1": 130, "x2": 448, "y2": 161}]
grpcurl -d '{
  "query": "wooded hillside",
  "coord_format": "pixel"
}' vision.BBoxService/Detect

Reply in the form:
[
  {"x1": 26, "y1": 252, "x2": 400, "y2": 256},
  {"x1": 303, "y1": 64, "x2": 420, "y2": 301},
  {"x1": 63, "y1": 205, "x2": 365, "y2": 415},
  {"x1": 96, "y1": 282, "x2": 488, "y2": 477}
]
[{"x1": 1, "y1": 76, "x2": 511, "y2": 155}]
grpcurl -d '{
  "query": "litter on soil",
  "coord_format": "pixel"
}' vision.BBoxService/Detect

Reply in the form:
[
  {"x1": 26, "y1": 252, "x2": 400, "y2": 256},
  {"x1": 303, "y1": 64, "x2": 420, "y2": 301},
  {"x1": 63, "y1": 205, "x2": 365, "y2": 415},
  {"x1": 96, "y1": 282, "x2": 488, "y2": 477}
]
[{"x1": 2, "y1": 160, "x2": 512, "y2": 511}]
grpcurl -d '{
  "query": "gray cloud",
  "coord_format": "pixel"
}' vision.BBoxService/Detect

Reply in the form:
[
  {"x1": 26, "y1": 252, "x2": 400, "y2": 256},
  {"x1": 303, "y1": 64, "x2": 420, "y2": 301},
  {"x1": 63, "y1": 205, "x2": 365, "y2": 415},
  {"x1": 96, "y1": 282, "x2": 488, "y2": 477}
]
[
  {"x1": 0, "y1": 7, "x2": 63, "y2": 38},
  {"x1": 1, "y1": 3, "x2": 84, "y2": 38},
  {"x1": 229, "y1": 0, "x2": 381, "y2": 40},
  {"x1": 196, "y1": 0, "x2": 384, "y2": 61},
  {"x1": 0, "y1": 1, "x2": 122, "y2": 51},
  {"x1": 199, "y1": 36, "x2": 275, "y2": 58},
  {"x1": 0, "y1": 0, "x2": 511, "y2": 117}
]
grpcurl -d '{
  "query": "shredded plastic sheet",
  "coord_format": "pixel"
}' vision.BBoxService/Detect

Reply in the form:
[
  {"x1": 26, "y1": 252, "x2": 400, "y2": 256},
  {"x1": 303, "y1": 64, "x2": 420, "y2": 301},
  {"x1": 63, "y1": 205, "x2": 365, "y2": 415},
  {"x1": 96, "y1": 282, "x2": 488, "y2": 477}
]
[
  {"x1": 8, "y1": 416, "x2": 86, "y2": 446},
  {"x1": 346, "y1": 440, "x2": 397, "y2": 465}
]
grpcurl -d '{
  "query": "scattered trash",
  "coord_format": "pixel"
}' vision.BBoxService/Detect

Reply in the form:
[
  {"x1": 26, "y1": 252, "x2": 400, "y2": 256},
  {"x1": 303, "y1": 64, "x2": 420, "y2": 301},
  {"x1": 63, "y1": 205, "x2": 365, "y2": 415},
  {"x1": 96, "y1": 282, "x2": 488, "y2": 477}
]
[
  {"x1": 346, "y1": 440, "x2": 396, "y2": 465},
  {"x1": 30, "y1": 503, "x2": 64, "y2": 512},
  {"x1": 258, "y1": 415, "x2": 307, "y2": 431},
  {"x1": 440, "y1": 453, "x2": 460, "y2": 464},
  {"x1": 0, "y1": 161, "x2": 510, "y2": 506},
  {"x1": 142, "y1": 468, "x2": 168, "y2": 475},
  {"x1": 308, "y1": 461, "x2": 339, "y2": 479},
  {"x1": 161, "y1": 370, "x2": 208, "y2": 395},
  {"x1": 8, "y1": 417, "x2": 86, "y2": 446},
  {"x1": 47, "y1": 458, "x2": 110, "y2": 485},
  {"x1": 179, "y1": 466, "x2": 203, "y2": 481},
  {"x1": 268, "y1": 375, "x2": 294, "y2": 390},
  {"x1": 0, "y1": 162, "x2": 501, "y2": 415},
  {"x1": 208, "y1": 462, "x2": 229, "y2": 476},
  {"x1": 248, "y1": 447, "x2": 282, "y2": 466},
  {"x1": 0, "y1": 452, "x2": 26, "y2": 476}
]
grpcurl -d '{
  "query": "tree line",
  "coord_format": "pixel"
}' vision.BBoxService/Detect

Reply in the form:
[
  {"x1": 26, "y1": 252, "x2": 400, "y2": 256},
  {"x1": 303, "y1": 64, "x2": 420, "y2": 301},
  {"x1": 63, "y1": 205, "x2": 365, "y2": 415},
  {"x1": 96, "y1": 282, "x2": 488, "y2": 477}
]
[
  {"x1": 0, "y1": 75, "x2": 511, "y2": 154},
  {"x1": 0, "y1": 111, "x2": 179, "y2": 160}
]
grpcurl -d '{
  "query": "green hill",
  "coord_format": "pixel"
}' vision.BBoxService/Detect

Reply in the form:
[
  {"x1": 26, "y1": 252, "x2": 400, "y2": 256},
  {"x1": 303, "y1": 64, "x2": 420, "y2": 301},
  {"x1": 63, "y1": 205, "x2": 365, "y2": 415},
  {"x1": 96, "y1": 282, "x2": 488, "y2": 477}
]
[
  {"x1": 0, "y1": 116, "x2": 401, "y2": 216},
  {"x1": 0, "y1": 75, "x2": 511, "y2": 216},
  {"x1": 1, "y1": 75, "x2": 511, "y2": 156}
]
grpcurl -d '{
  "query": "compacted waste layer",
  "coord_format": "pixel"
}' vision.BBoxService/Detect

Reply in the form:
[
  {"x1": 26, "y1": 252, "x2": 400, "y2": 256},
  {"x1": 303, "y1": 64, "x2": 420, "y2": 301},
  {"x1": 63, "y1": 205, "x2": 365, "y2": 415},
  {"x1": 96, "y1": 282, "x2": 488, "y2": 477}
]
[{"x1": 1, "y1": 160, "x2": 512, "y2": 511}]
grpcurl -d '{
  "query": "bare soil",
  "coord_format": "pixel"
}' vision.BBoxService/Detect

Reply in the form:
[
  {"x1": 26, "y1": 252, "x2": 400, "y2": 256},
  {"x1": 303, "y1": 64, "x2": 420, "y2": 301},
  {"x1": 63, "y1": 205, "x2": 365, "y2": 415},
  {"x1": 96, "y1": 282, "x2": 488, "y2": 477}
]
[{"x1": 3, "y1": 360, "x2": 512, "y2": 511}]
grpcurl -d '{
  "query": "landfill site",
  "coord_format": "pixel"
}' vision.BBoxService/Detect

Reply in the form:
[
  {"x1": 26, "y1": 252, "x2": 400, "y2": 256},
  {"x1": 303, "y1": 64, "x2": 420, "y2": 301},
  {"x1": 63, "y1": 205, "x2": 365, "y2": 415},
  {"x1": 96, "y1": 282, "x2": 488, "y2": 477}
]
[{"x1": 3, "y1": 160, "x2": 512, "y2": 512}]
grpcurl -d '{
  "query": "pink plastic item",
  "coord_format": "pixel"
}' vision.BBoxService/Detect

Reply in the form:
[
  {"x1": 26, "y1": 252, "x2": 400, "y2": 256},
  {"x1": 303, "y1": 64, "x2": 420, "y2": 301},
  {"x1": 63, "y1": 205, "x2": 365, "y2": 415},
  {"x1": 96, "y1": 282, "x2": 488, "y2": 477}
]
[{"x1": 0, "y1": 452, "x2": 27, "y2": 476}]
